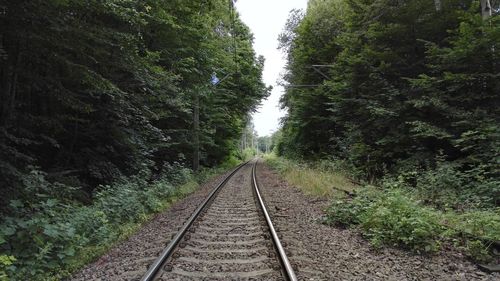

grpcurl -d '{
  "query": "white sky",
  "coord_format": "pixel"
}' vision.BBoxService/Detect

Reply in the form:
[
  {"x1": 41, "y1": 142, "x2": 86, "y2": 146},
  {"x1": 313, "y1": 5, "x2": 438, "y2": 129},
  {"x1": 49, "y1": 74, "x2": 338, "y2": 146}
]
[{"x1": 236, "y1": 0, "x2": 308, "y2": 137}]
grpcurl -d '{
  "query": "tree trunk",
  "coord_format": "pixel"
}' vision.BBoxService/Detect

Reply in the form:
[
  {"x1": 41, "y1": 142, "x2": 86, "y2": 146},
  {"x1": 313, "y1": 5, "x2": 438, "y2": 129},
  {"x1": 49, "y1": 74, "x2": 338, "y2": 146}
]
[
  {"x1": 192, "y1": 91, "x2": 200, "y2": 172},
  {"x1": 481, "y1": 0, "x2": 492, "y2": 20},
  {"x1": 1, "y1": 38, "x2": 20, "y2": 127},
  {"x1": 242, "y1": 129, "x2": 246, "y2": 149},
  {"x1": 250, "y1": 131, "x2": 254, "y2": 149}
]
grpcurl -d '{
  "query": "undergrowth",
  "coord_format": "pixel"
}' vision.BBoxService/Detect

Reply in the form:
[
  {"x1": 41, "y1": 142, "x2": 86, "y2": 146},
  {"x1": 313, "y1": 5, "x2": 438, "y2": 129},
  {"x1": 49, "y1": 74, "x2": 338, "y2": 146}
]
[
  {"x1": 325, "y1": 186, "x2": 500, "y2": 262},
  {"x1": 265, "y1": 155, "x2": 500, "y2": 263},
  {"x1": 0, "y1": 162, "x2": 234, "y2": 281}
]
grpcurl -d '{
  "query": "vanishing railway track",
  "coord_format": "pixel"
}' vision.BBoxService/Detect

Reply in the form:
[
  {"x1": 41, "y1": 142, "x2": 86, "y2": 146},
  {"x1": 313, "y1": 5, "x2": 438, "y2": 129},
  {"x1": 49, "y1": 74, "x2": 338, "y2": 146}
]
[{"x1": 141, "y1": 159, "x2": 297, "y2": 281}]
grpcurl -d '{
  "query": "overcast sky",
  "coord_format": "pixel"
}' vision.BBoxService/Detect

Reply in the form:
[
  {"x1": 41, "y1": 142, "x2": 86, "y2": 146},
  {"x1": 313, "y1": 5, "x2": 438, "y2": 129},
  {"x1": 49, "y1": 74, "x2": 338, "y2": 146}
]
[{"x1": 235, "y1": 0, "x2": 308, "y2": 137}]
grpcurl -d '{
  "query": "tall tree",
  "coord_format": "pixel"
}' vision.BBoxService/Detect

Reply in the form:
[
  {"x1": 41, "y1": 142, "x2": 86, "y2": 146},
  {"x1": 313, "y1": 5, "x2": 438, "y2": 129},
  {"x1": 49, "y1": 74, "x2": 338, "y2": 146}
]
[
  {"x1": 278, "y1": 0, "x2": 499, "y2": 203},
  {"x1": 0, "y1": 0, "x2": 268, "y2": 204}
]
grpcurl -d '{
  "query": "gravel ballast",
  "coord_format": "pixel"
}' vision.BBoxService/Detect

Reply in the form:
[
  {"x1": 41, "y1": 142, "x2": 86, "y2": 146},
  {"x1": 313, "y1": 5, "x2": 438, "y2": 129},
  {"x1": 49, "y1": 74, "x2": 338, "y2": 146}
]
[
  {"x1": 256, "y1": 160, "x2": 499, "y2": 280},
  {"x1": 70, "y1": 161, "x2": 499, "y2": 280}
]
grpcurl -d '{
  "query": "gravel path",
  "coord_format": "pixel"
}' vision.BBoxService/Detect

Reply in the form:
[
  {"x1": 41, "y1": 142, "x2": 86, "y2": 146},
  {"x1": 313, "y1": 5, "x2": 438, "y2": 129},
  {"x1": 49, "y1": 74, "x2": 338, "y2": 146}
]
[{"x1": 256, "y1": 160, "x2": 499, "y2": 281}]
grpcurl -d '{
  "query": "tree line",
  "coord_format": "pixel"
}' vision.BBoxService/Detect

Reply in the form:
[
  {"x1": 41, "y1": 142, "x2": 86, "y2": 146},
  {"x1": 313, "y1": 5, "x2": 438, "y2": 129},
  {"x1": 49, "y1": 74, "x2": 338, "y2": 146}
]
[
  {"x1": 277, "y1": 0, "x2": 499, "y2": 207},
  {"x1": 0, "y1": 0, "x2": 268, "y2": 205}
]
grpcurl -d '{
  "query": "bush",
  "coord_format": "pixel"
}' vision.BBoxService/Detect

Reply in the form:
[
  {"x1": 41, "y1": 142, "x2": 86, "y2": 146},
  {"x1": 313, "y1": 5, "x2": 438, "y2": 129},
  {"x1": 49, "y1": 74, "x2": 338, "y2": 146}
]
[
  {"x1": 444, "y1": 209, "x2": 500, "y2": 263},
  {"x1": 326, "y1": 188, "x2": 443, "y2": 252},
  {"x1": 0, "y1": 198, "x2": 86, "y2": 278},
  {"x1": 359, "y1": 190, "x2": 443, "y2": 252},
  {"x1": 325, "y1": 186, "x2": 500, "y2": 261},
  {"x1": 95, "y1": 183, "x2": 147, "y2": 223},
  {"x1": 0, "y1": 255, "x2": 16, "y2": 281},
  {"x1": 269, "y1": 154, "x2": 500, "y2": 261},
  {"x1": 70, "y1": 207, "x2": 112, "y2": 245},
  {"x1": 0, "y1": 166, "x2": 197, "y2": 280},
  {"x1": 390, "y1": 159, "x2": 499, "y2": 210},
  {"x1": 325, "y1": 187, "x2": 381, "y2": 226},
  {"x1": 325, "y1": 200, "x2": 363, "y2": 226},
  {"x1": 236, "y1": 148, "x2": 257, "y2": 161}
]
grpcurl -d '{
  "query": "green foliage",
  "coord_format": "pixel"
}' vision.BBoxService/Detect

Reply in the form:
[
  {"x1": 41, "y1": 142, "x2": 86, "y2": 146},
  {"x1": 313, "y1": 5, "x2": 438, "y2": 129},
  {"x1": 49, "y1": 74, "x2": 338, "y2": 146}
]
[
  {"x1": 447, "y1": 210, "x2": 500, "y2": 243},
  {"x1": 325, "y1": 187, "x2": 381, "y2": 226},
  {"x1": 359, "y1": 190, "x2": 443, "y2": 252},
  {"x1": 326, "y1": 200, "x2": 364, "y2": 226},
  {"x1": 0, "y1": 255, "x2": 16, "y2": 281},
  {"x1": 277, "y1": 0, "x2": 499, "y2": 207},
  {"x1": 385, "y1": 156, "x2": 500, "y2": 210},
  {"x1": 0, "y1": 152, "x2": 240, "y2": 280},
  {"x1": 265, "y1": 155, "x2": 358, "y2": 197},
  {"x1": 0, "y1": 0, "x2": 268, "y2": 204},
  {"x1": 444, "y1": 209, "x2": 500, "y2": 262},
  {"x1": 326, "y1": 185, "x2": 500, "y2": 261},
  {"x1": 0, "y1": 1, "x2": 266, "y2": 278},
  {"x1": 237, "y1": 148, "x2": 257, "y2": 161},
  {"x1": 0, "y1": 164, "x2": 199, "y2": 280},
  {"x1": 464, "y1": 240, "x2": 492, "y2": 263}
]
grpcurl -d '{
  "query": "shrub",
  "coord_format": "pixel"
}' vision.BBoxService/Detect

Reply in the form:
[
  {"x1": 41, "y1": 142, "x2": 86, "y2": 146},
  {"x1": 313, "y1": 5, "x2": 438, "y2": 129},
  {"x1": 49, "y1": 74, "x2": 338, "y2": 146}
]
[
  {"x1": 1, "y1": 198, "x2": 86, "y2": 278},
  {"x1": 271, "y1": 156, "x2": 499, "y2": 261},
  {"x1": 391, "y1": 160, "x2": 499, "y2": 210},
  {"x1": 325, "y1": 200, "x2": 363, "y2": 226},
  {"x1": 236, "y1": 148, "x2": 257, "y2": 161},
  {"x1": 448, "y1": 210, "x2": 500, "y2": 242},
  {"x1": 0, "y1": 165, "x2": 198, "y2": 280},
  {"x1": 265, "y1": 155, "x2": 358, "y2": 197},
  {"x1": 326, "y1": 186, "x2": 500, "y2": 260},
  {"x1": 464, "y1": 240, "x2": 492, "y2": 263},
  {"x1": 359, "y1": 190, "x2": 443, "y2": 252},
  {"x1": 0, "y1": 255, "x2": 16, "y2": 281},
  {"x1": 326, "y1": 188, "x2": 443, "y2": 252},
  {"x1": 70, "y1": 207, "x2": 112, "y2": 245},
  {"x1": 444, "y1": 209, "x2": 500, "y2": 263},
  {"x1": 95, "y1": 183, "x2": 147, "y2": 223},
  {"x1": 325, "y1": 187, "x2": 381, "y2": 226}
]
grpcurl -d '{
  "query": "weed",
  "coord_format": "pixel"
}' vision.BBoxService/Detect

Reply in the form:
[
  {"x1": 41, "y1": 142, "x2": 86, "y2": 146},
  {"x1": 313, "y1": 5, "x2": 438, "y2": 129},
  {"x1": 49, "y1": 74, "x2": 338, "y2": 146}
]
[{"x1": 265, "y1": 154, "x2": 357, "y2": 198}]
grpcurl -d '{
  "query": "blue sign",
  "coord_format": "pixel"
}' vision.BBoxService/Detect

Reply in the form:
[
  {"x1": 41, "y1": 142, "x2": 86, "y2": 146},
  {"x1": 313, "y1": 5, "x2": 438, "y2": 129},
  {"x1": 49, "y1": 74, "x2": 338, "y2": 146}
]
[{"x1": 211, "y1": 73, "x2": 220, "y2": 85}]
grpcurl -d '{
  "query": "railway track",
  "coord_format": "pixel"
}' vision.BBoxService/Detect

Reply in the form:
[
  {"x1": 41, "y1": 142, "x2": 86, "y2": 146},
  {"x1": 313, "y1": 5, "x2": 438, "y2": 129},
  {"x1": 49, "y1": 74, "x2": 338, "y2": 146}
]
[{"x1": 141, "y1": 159, "x2": 297, "y2": 281}]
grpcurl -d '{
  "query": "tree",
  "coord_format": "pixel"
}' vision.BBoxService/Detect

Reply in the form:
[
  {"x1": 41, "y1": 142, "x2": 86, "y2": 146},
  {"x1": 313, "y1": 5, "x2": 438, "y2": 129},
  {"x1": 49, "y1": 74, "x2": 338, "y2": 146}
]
[
  {"x1": 0, "y1": 0, "x2": 268, "y2": 204},
  {"x1": 277, "y1": 0, "x2": 499, "y2": 203}
]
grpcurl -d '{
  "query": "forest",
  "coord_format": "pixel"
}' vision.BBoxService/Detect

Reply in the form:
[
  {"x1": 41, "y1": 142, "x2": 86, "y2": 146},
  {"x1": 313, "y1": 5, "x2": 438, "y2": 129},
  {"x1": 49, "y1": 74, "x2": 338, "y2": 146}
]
[
  {"x1": 1, "y1": 0, "x2": 499, "y2": 280},
  {"x1": 0, "y1": 0, "x2": 268, "y2": 279},
  {"x1": 273, "y1": 0, "x2": 499, "y2": 266}
]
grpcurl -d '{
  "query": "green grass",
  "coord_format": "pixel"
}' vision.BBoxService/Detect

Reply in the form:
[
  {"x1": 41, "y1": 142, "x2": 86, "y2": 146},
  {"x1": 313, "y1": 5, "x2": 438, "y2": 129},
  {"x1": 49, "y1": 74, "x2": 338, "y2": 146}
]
[{"x1": 264, "y1": 154, "x2": 358, "y2": 198}]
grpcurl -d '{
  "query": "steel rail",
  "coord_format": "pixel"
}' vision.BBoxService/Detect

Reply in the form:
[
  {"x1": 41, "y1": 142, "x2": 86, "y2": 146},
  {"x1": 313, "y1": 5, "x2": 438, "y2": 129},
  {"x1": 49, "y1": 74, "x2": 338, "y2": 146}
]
[
  {"x1": 251, "y1": 160, "x2": 298, "y2": 281},
  {"x1": 141, "y1": 161, "x2": 248, "y2": 281}
]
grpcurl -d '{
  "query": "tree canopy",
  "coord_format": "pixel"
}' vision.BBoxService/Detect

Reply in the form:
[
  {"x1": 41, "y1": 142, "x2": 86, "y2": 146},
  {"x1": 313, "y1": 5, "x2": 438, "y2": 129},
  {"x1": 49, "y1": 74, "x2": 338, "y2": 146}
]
[
  {"x1": 277, "y1": 0, "x2": 499, "y2": 206},
  {"x1": 0, "y1": 0, "x2": 269, "y2": 203}
]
